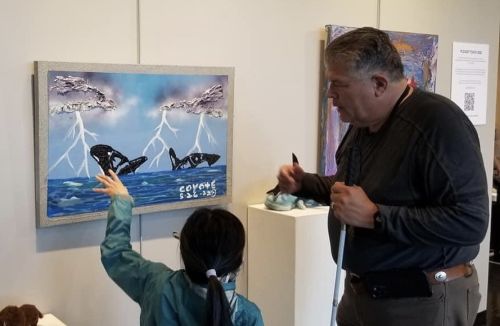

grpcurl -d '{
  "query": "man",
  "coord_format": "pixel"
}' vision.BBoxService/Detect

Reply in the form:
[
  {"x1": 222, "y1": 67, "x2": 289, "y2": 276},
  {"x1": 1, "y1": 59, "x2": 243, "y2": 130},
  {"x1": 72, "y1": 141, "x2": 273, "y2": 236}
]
[{"x1": 277, "y1": 27, "x2": 488, "y2": 326}]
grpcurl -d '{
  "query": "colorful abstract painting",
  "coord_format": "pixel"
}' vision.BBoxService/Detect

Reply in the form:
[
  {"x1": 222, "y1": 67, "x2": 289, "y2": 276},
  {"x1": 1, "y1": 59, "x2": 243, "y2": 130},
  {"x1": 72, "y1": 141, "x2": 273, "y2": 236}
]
[
  {"x1": 34, "y1": 62, "x2": 234, "y2": 227},
  {"x1": 319, "y1": 25, "x2": 438, "y2": 176}
]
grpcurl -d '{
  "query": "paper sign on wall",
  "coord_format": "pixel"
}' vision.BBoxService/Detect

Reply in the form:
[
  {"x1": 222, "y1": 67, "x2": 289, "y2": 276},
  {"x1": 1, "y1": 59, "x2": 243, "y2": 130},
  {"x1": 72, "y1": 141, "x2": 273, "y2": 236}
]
[{"x1": 451, "y1": 42, "x2": 489, "y2": 125}]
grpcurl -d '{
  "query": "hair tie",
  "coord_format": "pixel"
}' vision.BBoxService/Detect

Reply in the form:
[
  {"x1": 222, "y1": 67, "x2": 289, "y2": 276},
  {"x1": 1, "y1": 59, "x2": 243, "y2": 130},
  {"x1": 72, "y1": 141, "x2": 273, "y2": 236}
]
[{"x1": 206, "y1": 269, "x2": 217, "y2": 278}]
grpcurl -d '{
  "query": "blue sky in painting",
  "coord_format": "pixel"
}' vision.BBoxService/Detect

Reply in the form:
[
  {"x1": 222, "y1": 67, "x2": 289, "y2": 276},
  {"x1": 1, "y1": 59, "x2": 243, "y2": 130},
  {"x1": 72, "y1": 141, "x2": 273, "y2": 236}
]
[{"x1": 47, "y1": 70, "x2": 229, "y2": 179}]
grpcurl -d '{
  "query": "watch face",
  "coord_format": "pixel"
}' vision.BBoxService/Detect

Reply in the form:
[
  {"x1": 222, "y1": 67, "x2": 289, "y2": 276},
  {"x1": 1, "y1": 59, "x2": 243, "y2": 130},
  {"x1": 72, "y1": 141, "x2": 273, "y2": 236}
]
[{"x1": 374, "y1": 212, "x2": 382, "y2": 229}]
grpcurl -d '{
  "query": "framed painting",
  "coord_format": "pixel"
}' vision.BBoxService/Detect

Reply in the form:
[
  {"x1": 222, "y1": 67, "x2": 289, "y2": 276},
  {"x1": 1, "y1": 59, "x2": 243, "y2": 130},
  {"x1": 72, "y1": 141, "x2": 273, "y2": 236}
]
[
  {"x1": 319, "y1": 25, "x2": 438, "y2": 175},
  {"x1": 34, "y1": 61, "x2": 234, "y2": 227}
]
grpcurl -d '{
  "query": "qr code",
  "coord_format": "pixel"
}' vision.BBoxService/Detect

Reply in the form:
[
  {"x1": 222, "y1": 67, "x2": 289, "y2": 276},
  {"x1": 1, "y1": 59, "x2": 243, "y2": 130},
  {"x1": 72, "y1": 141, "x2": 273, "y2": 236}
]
[{"x1": 464, "y1": 92, "x2": 475, "y2": 111}]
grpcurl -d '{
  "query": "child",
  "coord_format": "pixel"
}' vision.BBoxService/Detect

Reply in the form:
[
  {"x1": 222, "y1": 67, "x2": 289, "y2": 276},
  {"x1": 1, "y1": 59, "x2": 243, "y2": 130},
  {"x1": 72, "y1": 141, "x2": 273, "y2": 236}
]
[{"x1": 94, "y1": 170, "x2": 263, "y2": 326}]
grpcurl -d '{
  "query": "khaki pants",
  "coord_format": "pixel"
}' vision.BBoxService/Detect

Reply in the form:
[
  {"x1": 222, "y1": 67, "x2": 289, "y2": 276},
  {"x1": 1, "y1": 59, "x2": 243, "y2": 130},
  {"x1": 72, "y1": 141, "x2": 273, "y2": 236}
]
[{"x1": 337, "y1": 266, "x2": 481, "y2": 326}]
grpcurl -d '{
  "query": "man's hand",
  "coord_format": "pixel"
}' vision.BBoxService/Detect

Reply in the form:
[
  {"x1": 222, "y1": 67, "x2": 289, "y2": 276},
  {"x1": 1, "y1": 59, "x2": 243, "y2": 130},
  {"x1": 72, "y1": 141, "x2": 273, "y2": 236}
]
[
  {"x1": 277, "y1": 163, "x2": 304, "y2": 194},
  {"x1": 93, "y1": 169, "x2": 129, "y2": 197},
  {"x1": 330, "y1": 182, "x2": 378, "y2": 228}
]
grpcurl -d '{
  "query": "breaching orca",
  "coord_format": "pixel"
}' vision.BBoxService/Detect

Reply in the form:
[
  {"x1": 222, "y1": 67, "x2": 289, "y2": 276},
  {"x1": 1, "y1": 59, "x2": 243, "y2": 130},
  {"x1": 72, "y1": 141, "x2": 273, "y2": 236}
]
[
  {"x1": 117, "y1": 156, "x2": 148, "y2": 176},
  {"x1": 169, "y1": 147, "x2": 220, "y2": 170},
  {"x1": 90, "y1": 144, "x2": 147, "y2": 176}
]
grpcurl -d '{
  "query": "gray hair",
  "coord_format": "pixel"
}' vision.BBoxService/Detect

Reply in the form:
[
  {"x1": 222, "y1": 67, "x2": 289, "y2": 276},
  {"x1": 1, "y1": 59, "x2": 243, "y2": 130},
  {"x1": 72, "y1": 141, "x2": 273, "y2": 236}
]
[{"x1": 325, "y1": 27, "x2": 405, "y2": 81}]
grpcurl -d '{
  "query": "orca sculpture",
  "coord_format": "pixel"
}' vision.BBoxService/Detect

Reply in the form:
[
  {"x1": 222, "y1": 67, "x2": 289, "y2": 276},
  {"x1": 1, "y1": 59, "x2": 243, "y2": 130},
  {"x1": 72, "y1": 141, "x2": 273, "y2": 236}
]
[
  {"x1": 90, "y1": 144, "x2": 147, "y2": 176},
  {"x1": 169, "y1": 147, "x2": 220, "y2": 170},
  {"x1": 264, "y1": 152, "x2": 322, "y2": 210}
]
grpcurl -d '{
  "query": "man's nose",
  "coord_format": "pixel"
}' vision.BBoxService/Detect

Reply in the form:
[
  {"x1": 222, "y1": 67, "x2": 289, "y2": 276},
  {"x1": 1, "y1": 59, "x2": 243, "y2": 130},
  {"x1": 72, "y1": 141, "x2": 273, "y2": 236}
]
[
  {"x1": 329, "y1": 91, "x2": 339, "y2": 106},
  {"x1": 327, "y1": 86, "x2": 338, "y2": 100}
]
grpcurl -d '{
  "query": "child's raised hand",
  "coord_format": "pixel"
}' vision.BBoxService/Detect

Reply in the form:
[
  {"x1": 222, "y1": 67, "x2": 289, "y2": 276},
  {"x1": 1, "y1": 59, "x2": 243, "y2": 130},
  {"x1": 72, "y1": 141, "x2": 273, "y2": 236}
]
[{"x1": 93, "y1": 169, "x2": 129, "y2": 197}]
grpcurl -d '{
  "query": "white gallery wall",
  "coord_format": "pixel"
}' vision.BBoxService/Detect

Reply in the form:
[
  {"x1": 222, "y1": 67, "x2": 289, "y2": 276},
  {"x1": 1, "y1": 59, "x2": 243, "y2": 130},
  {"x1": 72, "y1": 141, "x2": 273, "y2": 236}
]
[{"x1": 0, "y1": 0, "x2": 498, "y2": 325}]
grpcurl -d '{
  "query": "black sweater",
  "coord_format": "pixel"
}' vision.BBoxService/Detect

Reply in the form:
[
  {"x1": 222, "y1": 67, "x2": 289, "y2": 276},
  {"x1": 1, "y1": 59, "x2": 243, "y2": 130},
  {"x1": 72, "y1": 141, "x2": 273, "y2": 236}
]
[{"x1": 299, "y1": 88, "x2": 489, "y2": 274}]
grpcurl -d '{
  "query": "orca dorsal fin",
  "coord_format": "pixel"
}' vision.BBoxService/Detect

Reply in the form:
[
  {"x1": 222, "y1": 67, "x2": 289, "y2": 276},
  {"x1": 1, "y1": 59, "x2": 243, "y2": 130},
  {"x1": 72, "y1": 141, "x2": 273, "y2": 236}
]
[{"x1": 169, "y1": 148, "x2": 181, "y2": 170}]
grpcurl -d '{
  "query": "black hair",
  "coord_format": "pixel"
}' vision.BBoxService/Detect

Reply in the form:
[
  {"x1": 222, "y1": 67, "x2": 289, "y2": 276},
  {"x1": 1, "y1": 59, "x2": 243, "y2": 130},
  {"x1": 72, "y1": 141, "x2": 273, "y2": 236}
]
[
  {"x1": 180, "y1": 208, "x2": 245, "y2": 326},
  {"x1": 325, "y1": 27, "x2": 405, "y2": 81}
]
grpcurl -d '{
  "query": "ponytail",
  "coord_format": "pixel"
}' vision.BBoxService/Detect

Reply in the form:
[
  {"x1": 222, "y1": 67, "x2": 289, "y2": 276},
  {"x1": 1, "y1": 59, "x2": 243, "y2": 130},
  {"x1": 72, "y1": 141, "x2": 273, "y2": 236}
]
[
  {"x1": 206, "y1": 274, "x2": 233, "y2": 326},
  {"x1": 180, "y1": 208, "x2": 245, "y2": 326}
]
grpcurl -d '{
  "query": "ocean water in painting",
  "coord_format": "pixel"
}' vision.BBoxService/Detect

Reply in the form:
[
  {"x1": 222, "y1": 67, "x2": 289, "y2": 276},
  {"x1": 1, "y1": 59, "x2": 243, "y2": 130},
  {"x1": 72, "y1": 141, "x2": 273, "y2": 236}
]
[{"x1": 47, "y1": 166, "x2": 226, "y2": 218}]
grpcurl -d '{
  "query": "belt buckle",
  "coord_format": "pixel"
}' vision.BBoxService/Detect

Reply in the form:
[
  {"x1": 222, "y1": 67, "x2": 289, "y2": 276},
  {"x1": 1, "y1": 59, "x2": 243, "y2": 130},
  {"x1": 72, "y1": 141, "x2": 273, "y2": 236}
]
[{"x1": 433, "y1": 271, "x2": 447, "y2": 283}]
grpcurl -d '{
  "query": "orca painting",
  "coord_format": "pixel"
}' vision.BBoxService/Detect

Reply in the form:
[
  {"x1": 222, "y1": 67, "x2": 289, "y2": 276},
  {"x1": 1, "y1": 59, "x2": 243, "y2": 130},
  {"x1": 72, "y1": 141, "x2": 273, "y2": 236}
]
[
  {"x1": 169, "y1": 147, "x2": 220, "y2": 170},
  {"x1": 35, "y1": 61, "x2": 233, "y2": 227},
  {"x1": 117, "y1": 156, "x2": 148, "y2": 176},
  {"x1": 90, "y1": 144, "x2": 147, "y2": 176}
]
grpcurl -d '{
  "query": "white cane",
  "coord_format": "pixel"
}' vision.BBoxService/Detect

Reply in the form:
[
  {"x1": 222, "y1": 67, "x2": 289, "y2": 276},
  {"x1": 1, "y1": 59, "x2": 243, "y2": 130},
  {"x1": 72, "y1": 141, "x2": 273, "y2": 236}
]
[
  {"x1": 330, "y1": 145, "x2": 360, "y2": 326},
  {"x1": 330, "y1": 222, "x2": 346, "y2": 326}
]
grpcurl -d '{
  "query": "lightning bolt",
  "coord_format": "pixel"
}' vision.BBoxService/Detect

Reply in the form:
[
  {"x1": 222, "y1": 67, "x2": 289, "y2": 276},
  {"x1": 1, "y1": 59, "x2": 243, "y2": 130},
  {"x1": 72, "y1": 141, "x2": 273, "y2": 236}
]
[
  {"x1": 142, "y1": 110, "x2": 179, "y2": 167},
  {"x1": 47, "y1": 111, "x2": 98, "y2": 178}
]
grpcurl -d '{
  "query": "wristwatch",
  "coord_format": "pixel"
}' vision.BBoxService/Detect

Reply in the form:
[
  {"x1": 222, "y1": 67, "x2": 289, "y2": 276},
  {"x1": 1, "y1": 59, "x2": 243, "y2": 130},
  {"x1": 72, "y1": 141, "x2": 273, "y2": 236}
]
[{"x1": 373, "y1": 209, "x2": 382, "y2": 230}]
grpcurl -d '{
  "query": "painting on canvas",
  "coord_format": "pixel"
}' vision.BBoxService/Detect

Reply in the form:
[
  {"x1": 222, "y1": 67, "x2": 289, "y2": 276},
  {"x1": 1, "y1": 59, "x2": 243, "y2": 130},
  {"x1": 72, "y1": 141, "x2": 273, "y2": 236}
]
[{"x1": 34, "y1": 61, "x2": 234, "y2": 227}]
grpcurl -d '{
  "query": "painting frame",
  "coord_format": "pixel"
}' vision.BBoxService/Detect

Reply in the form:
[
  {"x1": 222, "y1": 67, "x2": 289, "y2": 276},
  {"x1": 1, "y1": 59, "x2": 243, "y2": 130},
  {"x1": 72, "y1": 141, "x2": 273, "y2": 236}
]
[{"x1": 34, "y1": 61, "x2": 234, "y2": 227}]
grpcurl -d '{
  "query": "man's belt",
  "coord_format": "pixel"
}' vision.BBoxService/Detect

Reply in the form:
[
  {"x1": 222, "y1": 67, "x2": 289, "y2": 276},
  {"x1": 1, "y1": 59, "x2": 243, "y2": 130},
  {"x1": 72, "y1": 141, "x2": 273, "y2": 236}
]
[
  {"x1": 425, "y1": 263, "x2": 473, "y2": 285},
  {"x1": 349, "y1": 263, "x2": 474, "y2": 299}
]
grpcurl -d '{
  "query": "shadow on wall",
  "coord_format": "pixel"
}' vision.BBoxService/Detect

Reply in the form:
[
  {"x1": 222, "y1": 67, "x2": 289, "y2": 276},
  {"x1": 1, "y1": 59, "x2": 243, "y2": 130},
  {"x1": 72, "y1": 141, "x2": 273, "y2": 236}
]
[
  {"x1": 36, "y1": 218, "x2": 129, "y2": 252},
  {"x1": 36, "y1": 208, "x2": 190, "y2": 252}
]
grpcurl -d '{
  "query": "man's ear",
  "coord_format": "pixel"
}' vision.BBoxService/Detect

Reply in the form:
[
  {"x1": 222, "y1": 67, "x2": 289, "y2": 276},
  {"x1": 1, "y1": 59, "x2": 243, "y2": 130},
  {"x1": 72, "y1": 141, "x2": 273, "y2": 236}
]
[{"x1": 371, "y1": 74, "x2": 388, "y2": 96}]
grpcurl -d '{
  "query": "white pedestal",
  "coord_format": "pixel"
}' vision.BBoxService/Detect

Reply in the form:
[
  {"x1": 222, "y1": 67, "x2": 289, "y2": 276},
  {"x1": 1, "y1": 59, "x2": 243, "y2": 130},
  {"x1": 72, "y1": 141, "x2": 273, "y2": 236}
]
[
  {"x1": 248, "y1": 204, "x2": 344, "y2": 326},
  {"x1": 38, "y1": 314, "x2": 66, "y2": 326}
]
